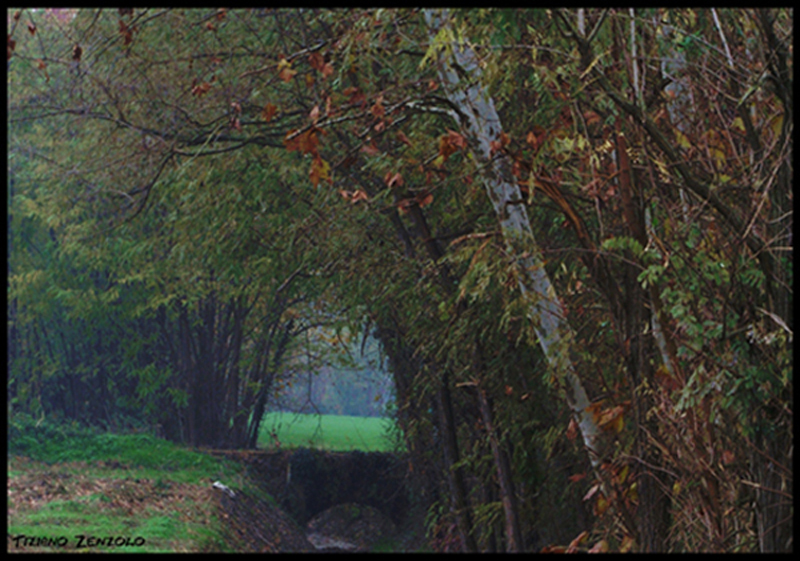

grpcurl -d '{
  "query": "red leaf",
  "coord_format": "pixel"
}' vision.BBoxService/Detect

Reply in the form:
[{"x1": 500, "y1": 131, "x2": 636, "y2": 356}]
[
  {"x1": 215, "y1": 8, "x2": 227, "y2": 21},
  {"x1": 72, "y1": 44, "x2": 82, "y2": 61},
  {"x1": 27, "y1": 23, "x2": 36, "y2": 35},
  {"x1": 397, "y1": 131, "x2": 412, "y2": 147},
  {"x1": 285, "y1": 129, "x2": 321, "y2": 156},
  {"x1": 206, "y1": 21, "x2": 217, "y2": 32},
  {"x1": 309, "y1": 156, "x2": 331, "y2": 187},
  {"x1": 361, "y1": 142, "x2": 380, "y2": 156},
  {"x1": 350, "y1": 190, "x2": 369, "y2": 203},
  {"x1": 566, "y1": 417, "x2": 578, "y2": 441},
  {"x1": 588, "y1": 539, "x2": 609, "y2": 553},
  {"x1": 191, "y1": 82, "x2": 211, "y2": 97},
  {"x1": 417, "y1": 192, "x2": 433, "y2": 208},
  {"x1": 309, "y1": 51, "x2": 325, "y2": 72},
  {"x1": 371, "y1": 95, "x2": 385, "y2": 119},
  {"x1": 261, "y1": 103, "x2": 278, "y2": 122},
  {"x1": 597, "y1": 405, "x2": 625, "y2": 433},
  {"x1": 447, "y1": 129, "x2": 466, "y2": 150},
  {"x1": 721, "y1": 450, "x2": 735, "y2": 465},
  {"x1": 8, "y1": 36, "x2": 16, "y2": 61},
  {"x1": 583, "y1": 110, "x2": 601, "y2": 127},
  {"x1": 385, "y1": 172, "x2": 403, "y2": 189},
  {"x1": 344, "y1": 87, "x2": 366, "y2": 107},
  {"x1": 567, "y1": 531, "x2": 589, "y2": 553},
  {"x1": 504, "y1": 385, "x2": 513, "y2": 396},
  {"x1": 309, "y1": 104, "x2": 320, "y2": 123},
  {"x1": 568, "y1": 472, "x2": 587, "y2": 483},
  {"x1": 119, "y1": 20, "x2": 134, "y2": 45}
]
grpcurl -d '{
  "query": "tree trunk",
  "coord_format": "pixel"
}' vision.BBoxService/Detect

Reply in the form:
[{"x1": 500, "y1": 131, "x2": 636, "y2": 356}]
[
  {"x1": 437, "y1": 370, "x2": 478, "y2": 552},
  {"x1": 475, "y1": 385, "x2": 524, "y2": 551},
  {"x1": 422, "y1": 9, "x2": 603, "y2": 469}
]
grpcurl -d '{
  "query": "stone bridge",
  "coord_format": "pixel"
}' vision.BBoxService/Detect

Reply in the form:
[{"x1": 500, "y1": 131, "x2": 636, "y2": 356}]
[{"x1": 206, "y1": 448, "x2": 410, "y2": 526}]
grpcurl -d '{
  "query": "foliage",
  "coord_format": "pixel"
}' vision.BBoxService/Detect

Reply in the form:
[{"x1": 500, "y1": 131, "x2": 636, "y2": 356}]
[{"x1": 7, "y1": 7, "x2": 792, "y2": 552}]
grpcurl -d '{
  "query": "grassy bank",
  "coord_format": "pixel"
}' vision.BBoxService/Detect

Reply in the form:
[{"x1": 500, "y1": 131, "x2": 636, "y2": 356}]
[
  {"x1": 7, "y1": 415, "x2": 251, "y2": 553},
  {"x1": 7, "y1": 413, "x2": 407, "y2": 553},
  {"x1": 259, "y1": 412, "x2": 401, "y2": 452}
]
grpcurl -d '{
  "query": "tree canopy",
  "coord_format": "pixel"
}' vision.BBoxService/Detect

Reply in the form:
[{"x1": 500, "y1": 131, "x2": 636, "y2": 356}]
[{"x1": 7, "y1": 8, "x2": 792, "y2": 552}]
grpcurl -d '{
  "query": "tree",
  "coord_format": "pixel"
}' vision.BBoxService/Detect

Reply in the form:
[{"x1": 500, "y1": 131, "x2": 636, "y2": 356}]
[{"x1": 8, "y1": 8, "x2": 791, "y2": 551}]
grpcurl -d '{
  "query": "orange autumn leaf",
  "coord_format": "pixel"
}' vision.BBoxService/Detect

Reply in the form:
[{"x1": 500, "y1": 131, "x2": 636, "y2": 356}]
[
  {"x1": 397, "y1": 131, "x2": 412, "y2": 147},
  {"x1": 191, "y1": 82, "x2": 212, "y2": 97},
  {"x1": 309, "y1": 156, "x2": 331, "y2": 187},
  {"x1": 619, "y1": 535, "x2": 635, "y2": 553},
  {"x1": 585, "y1": 401, "x2": 604, "y2": 423},
  {"x1": 385, "y1": 172, "x2": 403, "y2": 189},
  {"x1": 309, "y1": 51, "x2": 325, "y2": 71},
  {"x1": 261, "y1": 103, "x2": 278, "y2": 122},
  {"x1": 309, "y1": 51, "x2": 333, "y2": 78},
  {"x1": 285, "y1": 128, "x2": 322, "y2": 156},
  {"x1": 447, "y1": 129, "x2": 467, "y2": 150},
  {"x1": 588, "y1": 539, "x2": 609, "y2": 553},
  {"x1": 371, "y1": 95, "x2": 385, "y2": 119},
  {"x1": 361, "y1": 141, "x2": 380, "y2": 157},
  {"x1": 350, "y1": 190, "x2": 369, "y2": 203},
  {"x1": 567, "y1": 531, "x2": 589, "y2": 553},
  {"x1": 417, "y1": 192, "x2": 432, "y2": 207},
  {"x1": 583, "y1": 110, "x2": 601, "y2": 126},
  {"x1": 566, "y1": 417, "x2": 578, "y2": 441},
  {"x1": 119, "y1": 19, "x2": 135, "y2": 45},
  {"x1": 597, "y1": 405, "x2": 625, "y2": 433},
  {"x1": 568, "y1": 472, "x2": 587, "y2": 483}
]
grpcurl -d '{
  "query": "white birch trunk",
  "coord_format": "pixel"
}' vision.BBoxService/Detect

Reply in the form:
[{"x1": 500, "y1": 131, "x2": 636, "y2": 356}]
[{"x1": 422, "y1": 9, "x2": 602, "y2": 467}]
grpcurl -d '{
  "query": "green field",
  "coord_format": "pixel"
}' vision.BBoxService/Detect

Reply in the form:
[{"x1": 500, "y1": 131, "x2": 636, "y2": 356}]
[{"x1": 259, "y1": 412, "x2": 401, "y2": 452}]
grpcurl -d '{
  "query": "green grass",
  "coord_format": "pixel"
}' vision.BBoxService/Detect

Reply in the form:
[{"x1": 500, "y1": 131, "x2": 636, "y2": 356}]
[
  {"x1": 7, "y1": 413, "x2": 248, "y2": 553},
  {"x1": 259, "y1": 412, "x2": 402, "y2": 452}
]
